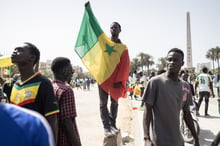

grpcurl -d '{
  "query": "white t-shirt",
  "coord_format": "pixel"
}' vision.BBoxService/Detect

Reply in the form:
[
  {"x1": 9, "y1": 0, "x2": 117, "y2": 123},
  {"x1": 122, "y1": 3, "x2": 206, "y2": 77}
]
[
  {"x1": 140, "y1": 75, "x2": 147, "y2": 87},
  {"x1": 195, "y1": 73, "x2": 212, "y2": 92},
  {"x1": 129, "y1": 73, "x2": 137, "y2": 84}
]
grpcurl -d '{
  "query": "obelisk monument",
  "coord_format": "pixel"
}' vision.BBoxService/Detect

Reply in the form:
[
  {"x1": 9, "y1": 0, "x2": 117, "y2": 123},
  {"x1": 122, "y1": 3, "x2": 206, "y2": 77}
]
[{"x1": 186, "y1": 12, "x2": 193, "y2": 69}]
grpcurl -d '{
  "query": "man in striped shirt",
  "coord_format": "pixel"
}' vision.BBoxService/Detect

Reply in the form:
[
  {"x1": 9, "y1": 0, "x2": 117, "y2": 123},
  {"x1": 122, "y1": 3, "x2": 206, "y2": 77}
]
[
  {"x1": 51, "y1": 57, "x2": 81, "y2": 146},
  {"x1": 10, "y1": 42, "x2": 59, "y2": 144}
]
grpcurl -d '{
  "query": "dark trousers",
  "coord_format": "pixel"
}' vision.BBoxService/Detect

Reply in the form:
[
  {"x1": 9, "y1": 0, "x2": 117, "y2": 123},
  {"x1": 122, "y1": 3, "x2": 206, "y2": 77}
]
[
  {"x1": 98, "y1": 85, "x2": 118, "y2": 129},
  {"x1": 198, "y1": 91, "x2": 210, "y2": 115},
  {"x1": 140, "y1": 87, "x2": 145, "y2": 97}
]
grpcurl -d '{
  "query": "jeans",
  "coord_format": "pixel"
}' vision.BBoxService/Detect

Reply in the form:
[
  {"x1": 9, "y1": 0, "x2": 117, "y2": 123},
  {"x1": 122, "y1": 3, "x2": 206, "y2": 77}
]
[
  {"x1": 98, "y1": 85, "x2": 118, "y2": 129},
  {"x1": 198, "y1": 91, "x2": 210, "y2": 115}
]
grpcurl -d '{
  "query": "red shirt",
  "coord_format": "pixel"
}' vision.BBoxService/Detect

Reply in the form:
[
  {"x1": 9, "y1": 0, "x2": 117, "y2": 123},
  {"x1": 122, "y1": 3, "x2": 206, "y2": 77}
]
[{"x1": 52, "y1": 80, "x2": 80, "y2": 146}]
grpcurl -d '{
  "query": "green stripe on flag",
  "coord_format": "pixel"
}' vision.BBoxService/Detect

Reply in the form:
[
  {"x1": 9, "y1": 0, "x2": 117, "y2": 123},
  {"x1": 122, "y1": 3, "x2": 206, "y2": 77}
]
[{"x1": 75, "y1": 2, "x2": 103, "y2": 58}]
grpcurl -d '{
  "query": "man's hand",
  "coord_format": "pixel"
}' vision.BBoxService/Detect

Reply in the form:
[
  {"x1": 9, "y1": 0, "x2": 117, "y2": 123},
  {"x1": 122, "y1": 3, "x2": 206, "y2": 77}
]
[
  {"x1": 144, "y1": 139, "x2": 154, "y2": 146},
  {"x1": 194, "y1": 138, "x2": 200, "y2": 146},
  {"x1": 114, "y1": 82, "x2": 122, "y2": 88}
]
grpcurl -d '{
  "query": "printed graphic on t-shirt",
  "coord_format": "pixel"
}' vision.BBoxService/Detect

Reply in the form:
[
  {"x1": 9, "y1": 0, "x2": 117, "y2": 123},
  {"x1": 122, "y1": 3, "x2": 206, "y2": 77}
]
[
  {"x1": 182, "y1": 86, "x2": 190, "y2": 101},
  {"x1": 10, "y1": 82, "x2": 41, "y2": 106}
]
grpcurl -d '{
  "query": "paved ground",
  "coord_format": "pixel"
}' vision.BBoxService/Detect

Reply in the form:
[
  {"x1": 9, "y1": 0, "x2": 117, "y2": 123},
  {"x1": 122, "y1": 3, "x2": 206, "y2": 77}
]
[
  {"x1": 74, "y1": 84, "x2": 220, "y2": 146},
  {"x1": 75, "y1": 84, "x2": 134, "y2": 146}
]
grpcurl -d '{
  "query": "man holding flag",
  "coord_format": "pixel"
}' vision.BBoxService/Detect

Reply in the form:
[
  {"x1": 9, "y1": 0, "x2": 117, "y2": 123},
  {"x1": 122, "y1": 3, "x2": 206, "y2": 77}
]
[
  {"x1": 98, "y1": 21, "x2": 129, "y2": 137},
  {"x1": 75, "y1": 2, "x2": 130, "y2": 137}
]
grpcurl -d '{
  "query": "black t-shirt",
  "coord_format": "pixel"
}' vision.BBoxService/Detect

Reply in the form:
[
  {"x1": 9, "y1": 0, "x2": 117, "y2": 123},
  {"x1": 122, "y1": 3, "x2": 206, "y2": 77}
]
[{"x1": 10, "y1": 72, "x2": 59, "y2": 117}]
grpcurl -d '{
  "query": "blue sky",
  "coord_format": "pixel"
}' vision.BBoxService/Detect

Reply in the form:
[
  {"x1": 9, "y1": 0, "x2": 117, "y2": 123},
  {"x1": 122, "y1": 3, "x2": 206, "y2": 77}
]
[{"x1": 0, "y1": 0, "x2": 219, "y2": 70}]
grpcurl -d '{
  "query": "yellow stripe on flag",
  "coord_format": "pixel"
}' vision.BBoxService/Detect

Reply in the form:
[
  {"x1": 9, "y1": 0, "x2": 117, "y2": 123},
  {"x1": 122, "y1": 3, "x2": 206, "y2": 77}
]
[
  {"x1": 0, "y1": 56, "x2": 13, "y2": 67},
  {"x1": 82, "y1": 33, "x2": 127, "y2": 84}
]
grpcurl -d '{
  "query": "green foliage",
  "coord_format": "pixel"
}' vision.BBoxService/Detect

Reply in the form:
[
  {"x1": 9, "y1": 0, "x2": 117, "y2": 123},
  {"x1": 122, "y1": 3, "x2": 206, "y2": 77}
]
[{"x1": 206, "y1": 46, "x2": 220, "y2": 74}]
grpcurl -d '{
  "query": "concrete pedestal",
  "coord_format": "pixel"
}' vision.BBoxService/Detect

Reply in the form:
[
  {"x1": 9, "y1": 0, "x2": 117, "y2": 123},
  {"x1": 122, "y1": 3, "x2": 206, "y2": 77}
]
[{"x1": 103, "y1": 130, "x2": 122, "y2": 146}]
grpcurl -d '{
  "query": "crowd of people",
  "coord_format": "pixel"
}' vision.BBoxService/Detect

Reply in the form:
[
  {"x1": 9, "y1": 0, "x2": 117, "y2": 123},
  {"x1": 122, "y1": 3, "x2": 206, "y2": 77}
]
[
  {"x1": 70, "y1": 77, "x2": 94, "y2": 90},
  {"x1": 126, "y1": 59, "x2": 220, "y2": 145},
  {"x1": 0, "y1": 21, "x2": 129, "y2": 146},
  {"x1": 0, "y1": 21, "x2": 220, "y2": 146},
  {"x1": 0, "y1": 43, "x2": 81, "y2": 146}
]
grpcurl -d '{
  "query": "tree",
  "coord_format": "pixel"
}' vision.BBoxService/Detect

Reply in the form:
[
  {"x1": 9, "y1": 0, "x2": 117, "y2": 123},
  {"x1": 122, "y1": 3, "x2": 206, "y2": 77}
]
[
  {"x1": 215, "y1": 46, "x2": 220, "y2": 74},
  {"x1": 156, "y1": 57, "x2": 166, "y2": 70},
  {"x1": 137, "y1": 52, "x2": 145, "y2": 71},
  {"x1": 137, "y1": 52, "x2": 154, "y2": 75},
  {"x1": 206, "y1": 48, "x2": 216, "y2": 71},
  {"x1": 130, "y1": 58, "x2": 139, "y2": 73}
]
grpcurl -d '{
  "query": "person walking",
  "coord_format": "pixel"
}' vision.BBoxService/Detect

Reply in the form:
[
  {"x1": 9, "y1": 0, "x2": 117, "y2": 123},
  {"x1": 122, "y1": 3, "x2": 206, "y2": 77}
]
[
  {"x1": 128, "y1": 71, "x2": 137, "y2": 100},
  {"x1": 180, "y1": 70, "x2": 199, "y2": 113},
  {"x1": 139, "y1": 72, "x2": 147, "y2": 97},
  {"x1": 142, "y1": 48, "x2": 199, "y2": 146},
  {"x1": 10, "y1": 42, "x2": 59, "y2": 144},
  {"x1": 51, "y1": 57, "x2": 81, "y2": 146},
  {"x1": 140, "y1": 71, "x2": 155, "y2": 108},
  {"x1": 195, "y1": 67, "x2": 215, "y2": 116},
  {"x1": 86, "y1": 78, "x2": 91, "y2": 90},
  {"x1": 180, "y1": 70, "x2": 194, "y2": 94},
  {"x1": 98, "y1": 22, "x2": 130, "y2": 137}
]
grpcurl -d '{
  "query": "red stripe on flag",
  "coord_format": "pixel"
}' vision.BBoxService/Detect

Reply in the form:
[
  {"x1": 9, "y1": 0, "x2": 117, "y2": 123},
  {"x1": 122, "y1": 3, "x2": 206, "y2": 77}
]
[{"x1": 100, "y1": 50, "x2": 130, "y2": 101}]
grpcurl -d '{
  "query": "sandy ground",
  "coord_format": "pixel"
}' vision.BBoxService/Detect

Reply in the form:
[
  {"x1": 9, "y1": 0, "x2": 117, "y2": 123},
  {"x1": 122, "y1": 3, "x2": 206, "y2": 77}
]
[
  {"x1": 117, "y1": 98, "x2": 135, "y2": 146},
  {"x1": 75, "y1": 84, "x2": 220, "y2": 146},
  {"x1": 75, "y1": 85, "x2": 135, "y2": 146}
]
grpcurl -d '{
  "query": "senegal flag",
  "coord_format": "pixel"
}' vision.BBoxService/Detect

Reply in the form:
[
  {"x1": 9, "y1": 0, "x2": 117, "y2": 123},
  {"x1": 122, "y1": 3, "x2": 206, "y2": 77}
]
[
  {"x1": 75, "y1": 2, "x2": 130, "y2": 101},
  {"x1": 0, "y1": 56, "x2": 13, "y2": 68}
]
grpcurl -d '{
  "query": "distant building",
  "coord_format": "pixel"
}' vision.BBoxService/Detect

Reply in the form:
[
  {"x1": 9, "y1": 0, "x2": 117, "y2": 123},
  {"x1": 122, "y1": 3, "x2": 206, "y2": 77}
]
[
  {"x1": 196, "y1": 62, "x2": 211, "y2": 73},
  {"x1": 39, "y1": 60, "x2": 52, "y2": 73},
  {"x1": 39, "y1": 60, "x2": 84, "y2": 79}
]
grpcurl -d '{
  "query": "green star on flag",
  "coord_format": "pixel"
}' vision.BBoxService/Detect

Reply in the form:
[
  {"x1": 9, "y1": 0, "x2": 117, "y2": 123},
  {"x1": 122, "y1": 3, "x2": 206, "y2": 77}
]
[{"x1": 104, "y1": 44, "x2": 116, "y2": 55}]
